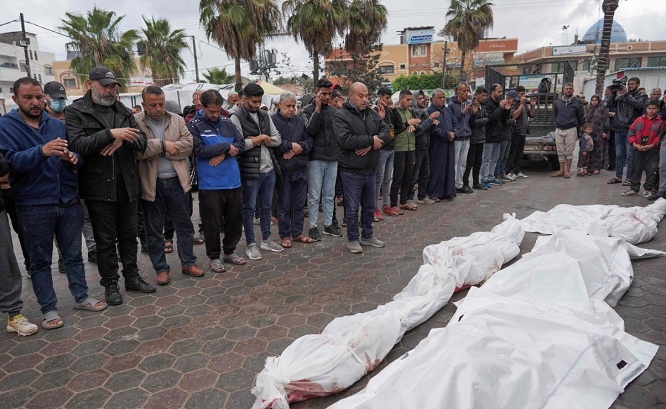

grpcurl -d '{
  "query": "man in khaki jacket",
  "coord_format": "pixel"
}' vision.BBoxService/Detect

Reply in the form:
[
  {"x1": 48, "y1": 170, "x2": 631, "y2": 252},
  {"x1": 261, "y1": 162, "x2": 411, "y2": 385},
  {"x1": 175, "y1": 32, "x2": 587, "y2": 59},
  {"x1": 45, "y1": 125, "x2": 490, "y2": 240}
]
[{"x1": 136, "y1": 86, "x2": 203, "y2": 285}]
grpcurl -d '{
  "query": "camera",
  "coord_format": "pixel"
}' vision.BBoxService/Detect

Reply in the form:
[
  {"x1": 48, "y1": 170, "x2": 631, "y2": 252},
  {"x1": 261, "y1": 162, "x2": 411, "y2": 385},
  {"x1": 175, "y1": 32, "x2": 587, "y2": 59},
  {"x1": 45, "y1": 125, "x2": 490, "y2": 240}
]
[{"x1": 610, "y1": 76, "x2": 628, "y2": 92}]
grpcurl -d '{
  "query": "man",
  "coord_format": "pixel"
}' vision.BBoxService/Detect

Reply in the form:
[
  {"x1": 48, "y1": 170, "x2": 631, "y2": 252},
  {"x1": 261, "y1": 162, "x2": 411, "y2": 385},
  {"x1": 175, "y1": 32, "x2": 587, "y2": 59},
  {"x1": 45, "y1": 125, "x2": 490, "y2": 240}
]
[
  {"x1": 0, "y1": 77, "x2": 106, "y2": 329},
  {"x1": 131, "y1": 105, "x2": 142, "y2": 115},
  {"x1": 552, "y1": 83, "x2": 585, "y2": 178},
  {"x1": 43, "y1": 81, "x2": 67, "y2": 122},
  {"x1": 390, "y1": 90, "x2": 422, "y2": 211},
  {"x1": 480, "y1": 84, "x2": 510, "y2": 187},
  {"x1": 189, "y1": 90, "x2": 246, "y2": 272},
  {"x1": 506, "y1": 86, "x2": 536, "y2": 179},
  {"x1": 622, "y1": 100, "x2": 662, "y2": 197},
  {"x1": 495, "y1": 91, "x2": 517, "y2": 181},
  {"x1": 427, "y1": 89, "x2": 458, "y2": 200},
  {"x1": 230, "y1": 83, "x2": 283, "y2": 260},
  {"x1": 607, "y1": 77, "x2": 648, "y2": 184},
  {"x1": 330, "y1": 90, "x2": 344, "y2": 109},
  {"x1": 136, "y1": 86, "x2": 203, "y2": 285},
  {"x1": 375, "y1": 87, "x2": 398, "y2": 218},
  {"x1": 0, "y1": 150, "x2": 38, "y2": 336},
  {"x1": 406, "y1": 91, "x2": 439, "y2": 204},
  {"x1": 272, "y1": 92, "x2": 314, "y2": 247},
  {"x1": 604, "y1": 86, "x2": 617, "y2": 170},
  {"x1": 334, "y1": 82, "x2": 389, "y2": 254},
  {"x1": 66, "y1": 67, "x2": 155, "y2": 306},
  {"x1": 227, "y1": 88, "x2": 245, "y2": 117},
  {"x1": 226, "y1": 91, "x2": 239, "y2": 110},
  {"x1": 464, "y1": 87, "x2": 489, "y2": 191},
  {"x1": 648, "y1": 125, "x2": 666, "y2": 200},
  {"x1": 300, "y1": 78, "x2": 342, "y2": 241},
  {"x1": 184, "y1": 90, "x2": 204, "y2": 123},
  {"x1": 448, "y1": 83, "x2": 475, "y2": 194}
]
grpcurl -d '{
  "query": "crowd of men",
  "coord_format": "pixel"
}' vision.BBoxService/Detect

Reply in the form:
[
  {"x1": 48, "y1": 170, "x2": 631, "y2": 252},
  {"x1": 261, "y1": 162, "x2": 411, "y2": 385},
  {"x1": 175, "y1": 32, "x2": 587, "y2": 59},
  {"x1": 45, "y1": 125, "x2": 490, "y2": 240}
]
[{"x1": 1, "y1": 66, "x2": 665, "y2": 337}]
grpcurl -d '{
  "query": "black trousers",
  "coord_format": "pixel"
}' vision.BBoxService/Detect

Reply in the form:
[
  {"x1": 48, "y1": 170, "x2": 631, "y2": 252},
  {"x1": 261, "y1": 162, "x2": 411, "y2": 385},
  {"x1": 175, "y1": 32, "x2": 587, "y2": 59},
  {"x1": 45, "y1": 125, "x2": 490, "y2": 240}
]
[
  {"x1": 507, "y1": 134, "x2": 526, "y2": 173},
  {"x1": 199, "y1": 188, "x2": 243, "y2": 260},
  {"x1": 391, "y1": 150, "x2": 416, "y2": 206},
  {"x1": 464, "y1": 143, "x2": 484, "y2": 186},
  {"x1": 2, "y1": 188, "x2": 29, "y2": 269},
  {"x1": 86, "y1": 180, "x2": 140, "y2": 287},
  {"x1": 407, "y1": 148, "x2": 429, "y2": 201},
  {"x1": 608, "y1": 130, "x2": 616, "y2": 170},
  {"x1": 630, "y1": 149, "x2": 659, "y2": 192}
]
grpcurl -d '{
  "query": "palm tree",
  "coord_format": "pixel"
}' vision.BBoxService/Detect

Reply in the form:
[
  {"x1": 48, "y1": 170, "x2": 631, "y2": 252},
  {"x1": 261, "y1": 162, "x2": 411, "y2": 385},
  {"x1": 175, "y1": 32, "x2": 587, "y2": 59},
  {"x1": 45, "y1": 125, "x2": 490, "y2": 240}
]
[
  {"x1": 594, "y1": 0, "x2": 620, "y2": 95},
  {"x1": 282, "y1": 0, "x2": 347, "y2": 81},
  {"x1": 139, "y1": 17, "x2": 188, "y2": 86},
  {"x1": 202, "y1": 67, "x2": 235, "y2": 84},
  {"x1": 344, "y1": 0, "x2": 388, "y2": 55},
  {"x1": 200, "y1": 0, "x2": 282, "y2": 91},
  {"x1": 59, "y1": 7, "x2": 139, "y2": 87},
  {"x1": 443, "y1": 0, "x2": 494, "y2": 78}
]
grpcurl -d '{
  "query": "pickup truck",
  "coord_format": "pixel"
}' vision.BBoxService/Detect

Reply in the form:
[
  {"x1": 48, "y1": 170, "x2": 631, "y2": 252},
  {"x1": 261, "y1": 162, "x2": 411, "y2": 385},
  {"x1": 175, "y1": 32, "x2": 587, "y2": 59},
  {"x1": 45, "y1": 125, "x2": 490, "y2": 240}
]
[{"x1": 523, "y1": 92, "x2": 559, "y2": 170}]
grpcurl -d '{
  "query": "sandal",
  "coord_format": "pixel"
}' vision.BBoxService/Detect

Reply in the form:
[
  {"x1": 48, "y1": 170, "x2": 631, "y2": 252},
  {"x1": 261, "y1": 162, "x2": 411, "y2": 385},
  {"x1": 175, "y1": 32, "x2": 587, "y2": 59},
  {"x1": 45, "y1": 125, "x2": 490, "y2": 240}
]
[
  {"x1": 210, "y1": 259, "x2": 226, "y2": 273},
  {"x1": 551, "y1": 172, "x2": 565, "y2": 177},
  {"x1": 564, "y1": 173, "x2": 571, "y2": 178},
  {"x1": 73, "y1": 297, "x2": 107, "y2": 312},
  {"x1": 280, "y1": 238, "x2": 292, "y2": 248},
  {"x1": 607, "y1": 177, "x2": 622, "y2": 184},
  {"x1": 592, "y1": 170, "x2": 600, "y2": 175},
  {"x1": 293, "y1": 235, "x2": 314, "y2": 244},
  {"x1": 222, "y1": 253, "x2": 247, "y2": 265},
  {"x1": 42, "y1": 311, "x2": 64, "y2": 330},
  {"x1": 164, "y1": 241, "x2": 174, "y2": 253},
  {"x1": 193, "y1": 236, "x2": 205, "y2": 245},
  {"x1": 622, "y1": 180, "x2": 631, "y2": 186},
  {"x1": 400, "y1": 203, "x2": 417, "y2": 211}
]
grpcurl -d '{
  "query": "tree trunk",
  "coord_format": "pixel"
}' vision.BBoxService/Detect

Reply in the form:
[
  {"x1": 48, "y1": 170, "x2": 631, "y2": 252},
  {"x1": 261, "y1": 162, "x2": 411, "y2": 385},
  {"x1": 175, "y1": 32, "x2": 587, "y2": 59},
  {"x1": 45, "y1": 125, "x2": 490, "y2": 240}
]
[
  {"x1": 312, "y1": 52, "x2": 320, "y2": 82},
  {"x1": 595, "y1": 0, "x2": 619, "y2": 96},
  {"x1": 234, "y1": 58, "x2": 242, "y2": 92},
  {"x1": 460, "y1": 49, "x2": 466, "y2": 79}
]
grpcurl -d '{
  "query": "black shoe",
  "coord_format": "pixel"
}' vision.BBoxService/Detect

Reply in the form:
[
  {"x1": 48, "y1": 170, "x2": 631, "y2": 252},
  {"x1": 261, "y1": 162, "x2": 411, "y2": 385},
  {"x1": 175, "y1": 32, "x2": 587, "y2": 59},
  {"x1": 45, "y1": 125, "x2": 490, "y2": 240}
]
[
  {"x1": 88, "y1": 251, "x2": 97, "y2": 264},
  {"x1": 58, "y1": 259, "x2": 66, "y2": 274},
  {"x1": 309, "y1": 227, "x2": 322, "y2": 242},
  {"x1": 105, "y1": 282, "x2": 123, "y2": 306},
  {"x1": 324, "y1": 224, "x2": 343, "y2": 237},
  {"x1": 140, "y1": 241, "x2": 148, "y2": 253},
  {"x1": 125, "y1": 276, "x2": 157, "y2": 293},
  {"x1": 455, "y1": 187, "x2": 464, "y2": 193},
  {"x1": 473, "y1": 183, "x2": 488, "y2": 191},
  {"x1": 461, "y1": 185, "x2": 474, "y2": 194},
  {"x1": 647, "y1": 191, "x2": 665, "y2": 201}
]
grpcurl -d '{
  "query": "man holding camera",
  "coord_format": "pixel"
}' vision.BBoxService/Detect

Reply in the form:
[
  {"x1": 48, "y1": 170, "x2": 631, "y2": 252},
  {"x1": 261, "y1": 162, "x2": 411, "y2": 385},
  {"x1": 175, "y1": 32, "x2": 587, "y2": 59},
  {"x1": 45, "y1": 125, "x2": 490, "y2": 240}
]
[{"x1": 606, "y1": 77, "x2": 648, "y2": 185}]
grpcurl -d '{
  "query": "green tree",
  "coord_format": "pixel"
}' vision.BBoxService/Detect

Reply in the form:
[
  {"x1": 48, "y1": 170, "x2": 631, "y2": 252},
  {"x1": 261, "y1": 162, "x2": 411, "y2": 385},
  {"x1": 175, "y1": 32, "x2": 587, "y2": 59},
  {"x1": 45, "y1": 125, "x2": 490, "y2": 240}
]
[
  {"x1": 442, "y1": 0, "x2": 494, "y2": 78},
  {"x1": 138, "y1": 17, "x2": 188, "y2": 86},
  {"x1": 328, "y1": 43, "x2": 387, "y2": 94},
  {"x1": 200, "y1": 0, "x2": 282, "y2": 91},
  {"x1": 202, "y1": 67, "x2": 235, "y2": 84},
  {"x1": 344, "y1": 0, "x2": 388, "y2": 54},
  {"x1": 282, "y1": 0, "x2": 347, "y2": 82},
  {"x1": 595, "y1": 0, "x2": 620, "y2": 95},
  {"x1": 392, "y1": 73, "x2": 455, "y2": 91},
  {"x1": 59, "y1": 7, "x2": 139, "y2": 88}
]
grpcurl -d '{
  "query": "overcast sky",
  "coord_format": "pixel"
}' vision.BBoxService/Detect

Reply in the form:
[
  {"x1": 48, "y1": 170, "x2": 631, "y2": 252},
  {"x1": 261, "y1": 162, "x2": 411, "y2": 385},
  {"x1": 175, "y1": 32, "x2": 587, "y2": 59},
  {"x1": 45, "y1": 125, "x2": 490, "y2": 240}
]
[{"x1": 3, "y1": 0, "x2": 665, "y2": 83}]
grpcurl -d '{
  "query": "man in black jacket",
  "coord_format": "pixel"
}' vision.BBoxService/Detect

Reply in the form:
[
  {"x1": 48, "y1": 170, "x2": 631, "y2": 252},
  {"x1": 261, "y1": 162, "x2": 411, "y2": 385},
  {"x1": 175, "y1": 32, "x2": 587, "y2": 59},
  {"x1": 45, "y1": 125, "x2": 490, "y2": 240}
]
[
  {"x1": 66, "y1": 67, "x2": 155, "y2": 306},
  {"x1": 333, "y1": 82, "x2": 390, "y2": 254},
  {"x1": 464, "y1": 87, "x2": 489, "y2": 190},
  {"x1": 552, "y1": 83, "x2": 585, "y2": 178}
]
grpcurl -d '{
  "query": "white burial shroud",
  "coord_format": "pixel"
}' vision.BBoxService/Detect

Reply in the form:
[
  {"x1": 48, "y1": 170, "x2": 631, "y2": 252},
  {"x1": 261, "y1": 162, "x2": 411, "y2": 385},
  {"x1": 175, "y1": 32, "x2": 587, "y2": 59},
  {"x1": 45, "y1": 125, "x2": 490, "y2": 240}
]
[
  {"x1": 250, "y1": 216, "x2": 525, "y2": 409},
  {"x1": 329, "y1": 230, "x2": 660, "y2": 409}
]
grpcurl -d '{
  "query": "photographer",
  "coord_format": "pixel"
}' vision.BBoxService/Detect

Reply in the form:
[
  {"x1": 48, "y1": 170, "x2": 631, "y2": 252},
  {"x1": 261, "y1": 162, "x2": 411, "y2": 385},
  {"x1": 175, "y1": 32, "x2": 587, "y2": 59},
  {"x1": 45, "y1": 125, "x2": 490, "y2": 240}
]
[{"x1": 606, "y1": 77, "x2": 648, "y2": 185}]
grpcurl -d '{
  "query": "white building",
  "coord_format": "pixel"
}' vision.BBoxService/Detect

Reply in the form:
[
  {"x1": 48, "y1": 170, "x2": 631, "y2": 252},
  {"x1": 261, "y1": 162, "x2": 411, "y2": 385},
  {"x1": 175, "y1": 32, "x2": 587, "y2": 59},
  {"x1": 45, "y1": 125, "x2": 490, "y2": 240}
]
[{"x1": 0, "y1": 32, "x2": 56, "y2": 101}]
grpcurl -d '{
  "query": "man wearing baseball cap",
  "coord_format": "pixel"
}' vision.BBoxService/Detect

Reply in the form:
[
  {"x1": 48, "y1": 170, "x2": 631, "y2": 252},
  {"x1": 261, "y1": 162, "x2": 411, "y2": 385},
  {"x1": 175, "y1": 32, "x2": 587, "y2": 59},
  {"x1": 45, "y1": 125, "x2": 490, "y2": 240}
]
[
  {"x1": 43, "y1": 81, "x2": 67, "y2": 122},
  {"x1": 66, "y1": 66, "x2": 155, "y2": 306}
]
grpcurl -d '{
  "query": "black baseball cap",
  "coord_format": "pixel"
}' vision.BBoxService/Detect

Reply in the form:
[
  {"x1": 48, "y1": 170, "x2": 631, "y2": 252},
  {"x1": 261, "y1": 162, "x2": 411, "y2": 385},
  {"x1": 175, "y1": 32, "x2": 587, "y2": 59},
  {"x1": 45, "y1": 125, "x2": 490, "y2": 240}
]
[
  {"x1": 89, "y1": 66, "x2": 120, "y2": 85},
  {"x1": 43, "y1": 81, "x2": 67, "y2": 99}
]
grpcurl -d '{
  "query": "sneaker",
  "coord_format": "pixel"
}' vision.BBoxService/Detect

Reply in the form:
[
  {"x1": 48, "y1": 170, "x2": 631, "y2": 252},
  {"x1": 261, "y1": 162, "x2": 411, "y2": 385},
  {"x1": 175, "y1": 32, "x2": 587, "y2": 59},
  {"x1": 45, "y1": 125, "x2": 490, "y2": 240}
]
[
  {"x1": 515, "y1": 172, "x2": 528, "y2": 178},
  {"x1": 309, "y1": 227, "x2": 321, "y2": 242},
  {"x1": 643, "y1": 190, "x2": 652, "y2": 198},
  {"x1": 246, "y1": 243, "x2": 263, "y2": 260},
  {"x1": 347, "y1": 241, "x2": 363, "y2": 254},
  {"x1": 488, "y1": 179, "x2": 502, "y2": 186},
  {"x1": 260, "y1": 239, "x2": 284, "y2": 253},
  {"x1": 461, "y1": 185, "x2": 474, "y2": 194},
  {"x1": 499, "y1": 175, "x2": 514, "y2": 181},
  {"x1": 373, "y1": 208, "x2": 384, "y2": 221},
  {"x1": 360, "y1": 236, "x2": 385, "y2": 248},
  {"x1": 253, "y1": 217, "x2": 260, "y2": 225},
  {"x1": 481, "y1": 181, "x2": 492, "y2": 189},
  {"x1": 621, "y1": 189, "x2": 638, "y2": 196},
  {"x1": 7, "y1": 314, "x2": 38, "y2": 336},
  {"x1": 407, "y1": 200, "x2": 418, "y2": 209},
  {"x1": 383, "y1": 205, "x2": 400, "y2": 216},
  {"x1": 324, "y1": 224, "x2": 343, "y2": 237},
  {"x1": 505, "y1": 174, "x2": 516, "y2": 181},
  {"x1": 125, "y1": 276, "x2": 156, "y2": 293},
  {"x1": 648, "y1": 191, "x2": 665, "y2": 201},
  {"x1": 473, "y1": 183, "x2": 488, "y2": 191}
]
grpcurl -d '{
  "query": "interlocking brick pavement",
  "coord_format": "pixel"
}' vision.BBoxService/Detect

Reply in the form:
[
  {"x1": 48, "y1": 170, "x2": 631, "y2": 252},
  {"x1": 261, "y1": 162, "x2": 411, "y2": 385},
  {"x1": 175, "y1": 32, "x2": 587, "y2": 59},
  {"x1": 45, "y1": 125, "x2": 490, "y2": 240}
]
[{"x1": 0, "y1": 161, "x2": 664, "y2": 409}]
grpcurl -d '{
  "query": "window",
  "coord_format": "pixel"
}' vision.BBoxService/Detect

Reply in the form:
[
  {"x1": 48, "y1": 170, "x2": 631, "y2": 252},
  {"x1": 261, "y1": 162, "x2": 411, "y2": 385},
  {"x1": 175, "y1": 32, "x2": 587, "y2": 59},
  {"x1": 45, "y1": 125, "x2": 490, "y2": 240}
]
[
  {"x1": 582, "y1": 60, "x2": 592, "y2": 71},
  {"x1": 399, "y1": 64, "x2": 406, "y2": 70},
  {"x1": 615, "y1": 57, "x2": 641, "y2": 70},
  {"x1": 45, "y1": 65, "x2": 53, "y2": 75},
  {"x1": 20, "y1": 62, "x2": 27, "y2": 71},
  {"x1": 379, "y1": 65, "x2": 394, "y2": 74},
  {"x1": 412, "y1": 44, "x2": 426, "y2": 56},
  {"x1": 34, "y1": 52, "x2": 38, "y2": 61},
  {"x1": 33, "y1": 73, "x2": 37, "y2": 79},
  {"x1": 38, "y1": 74, "x2": 42, "y2": 82},
  {"x1": 647, "y1": 56, "x2": 666, "y2": 67},
  {"x1": 63, "y1": 78, "x2": 77, "y2": 88},
  {"x1": 552, "y1": 60, "x2": 578, "y2": 72}
]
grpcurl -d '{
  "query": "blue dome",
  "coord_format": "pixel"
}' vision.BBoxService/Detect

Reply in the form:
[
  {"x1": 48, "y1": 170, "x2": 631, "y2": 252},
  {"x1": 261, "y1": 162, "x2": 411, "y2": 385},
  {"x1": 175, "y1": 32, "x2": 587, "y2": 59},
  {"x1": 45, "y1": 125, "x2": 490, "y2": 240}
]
[{"x1": 582, "y1": 19, "x2": 627, "y2": 43}]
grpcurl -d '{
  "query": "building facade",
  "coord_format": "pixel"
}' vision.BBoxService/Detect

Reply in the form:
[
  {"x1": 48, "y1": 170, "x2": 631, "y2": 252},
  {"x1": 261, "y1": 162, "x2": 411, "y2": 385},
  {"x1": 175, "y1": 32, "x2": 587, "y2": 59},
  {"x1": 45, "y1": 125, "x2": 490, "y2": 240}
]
[{"x1": 0, "y1": 32, "x2": 56, "y2": 98}]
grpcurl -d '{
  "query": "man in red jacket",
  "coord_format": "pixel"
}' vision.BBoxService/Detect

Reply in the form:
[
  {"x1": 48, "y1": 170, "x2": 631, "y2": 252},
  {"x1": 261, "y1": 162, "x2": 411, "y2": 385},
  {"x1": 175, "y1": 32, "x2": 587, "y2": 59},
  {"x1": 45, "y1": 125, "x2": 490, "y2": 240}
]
[{"x1": 622, "y1": 100, "x2": 664, "y2": 197}]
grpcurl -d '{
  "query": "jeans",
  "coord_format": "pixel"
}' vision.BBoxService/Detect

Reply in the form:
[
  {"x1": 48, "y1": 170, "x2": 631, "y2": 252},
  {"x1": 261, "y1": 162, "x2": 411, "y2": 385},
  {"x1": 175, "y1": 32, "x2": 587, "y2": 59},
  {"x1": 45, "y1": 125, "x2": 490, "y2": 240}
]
[
  {"x1": 0, "y1": 210, "x2": 23, "y2": 314},
  {"x1": 307, "y1": 160, "x2": 337, "y2": 228},
  {"x1": 17, "y1": 202, "x2": 89, "y2": 314},
  {"x1": 375, "y1": 149, "x2": 394, "y2": 208},
  {"x1": 242, "y1": 170, "x2": 276, "y2": 244},
  {"x1": 81, "y1": 200, "x2": 96, "y2": 252},
  {"x1": 495, "y1": 140, "x2": 512, "y2": 178},
  {"x1": 507, "y1": 134, "x2": 526, "y2": 173},
  {"x1": 408, "y1": 149, "x2": 430, "y2": 201},
  {"x1": 341, "y1": 171, "x2": 376, "y2": 242},
  {"x1": 278, "y1": 171, "x2": 308, "y2": 238},
  {"x1": 480, "y1": 142, "x2": 501, "y2": 182},
  {"x1": 390, "y1": 150, "x2": 415, "y2": 206},
  {"x1": 454, "y1": 139, "x2": 470, "y2": 189},
  {"x1": 464, "y1": 143, "x2": 484, "y2": 186},
  {"x1": 615, "y1": 130, "x2": 634, "y2": 180},
  {"x1": 200, "y1": 188, "x2": 243, "y2": 259},
  {"x1": 141, "y1": 177, "x2": 196, "y2": 273}
]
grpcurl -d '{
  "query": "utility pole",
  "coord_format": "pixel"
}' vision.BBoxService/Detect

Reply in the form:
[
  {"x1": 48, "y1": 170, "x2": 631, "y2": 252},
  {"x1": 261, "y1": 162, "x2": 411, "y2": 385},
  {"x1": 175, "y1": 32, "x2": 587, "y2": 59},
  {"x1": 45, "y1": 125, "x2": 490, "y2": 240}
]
[
  {"x1": 442, "y1": 40, "x2": 448, "y2": 89},
  {"x1": 20, "y1": 13, "x2": 31, "y2": 79},
  {"x1": 191, "y1": 36, "x2": 200, "y2": 82}
]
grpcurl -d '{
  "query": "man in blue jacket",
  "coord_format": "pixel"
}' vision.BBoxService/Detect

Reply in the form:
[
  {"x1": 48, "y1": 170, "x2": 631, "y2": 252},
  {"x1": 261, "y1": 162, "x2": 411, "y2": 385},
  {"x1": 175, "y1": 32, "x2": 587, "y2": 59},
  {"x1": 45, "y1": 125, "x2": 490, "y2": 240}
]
[
  {"x1": 427, "y1": 89, "x2": 459, "y2": 200},
  {"x1": 0, "y1": 77, "x2": 107, "y2": 330},
  {"x1": 448, "y1": 83, "x2": 475, "y2": 194},
  {"x1": 189, "y1": 90, "x2": 246, "y2": 273}
]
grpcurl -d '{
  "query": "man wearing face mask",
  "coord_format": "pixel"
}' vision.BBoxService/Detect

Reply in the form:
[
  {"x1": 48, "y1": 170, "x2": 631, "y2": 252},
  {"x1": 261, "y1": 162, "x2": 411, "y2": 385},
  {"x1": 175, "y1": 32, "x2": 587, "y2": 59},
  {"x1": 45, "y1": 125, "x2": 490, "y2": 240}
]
[
  {"x1": 66, "y1": 67, "x2": 155, "y2": 306},
  {"x1": 43, "y1": 81, "x2": 67, "y2": 122}
]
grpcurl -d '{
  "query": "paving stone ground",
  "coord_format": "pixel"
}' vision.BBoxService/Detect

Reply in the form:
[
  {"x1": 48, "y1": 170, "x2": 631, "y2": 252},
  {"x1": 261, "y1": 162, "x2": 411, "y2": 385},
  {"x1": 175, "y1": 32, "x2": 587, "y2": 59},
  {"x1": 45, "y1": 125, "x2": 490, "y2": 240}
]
[{"x1": 0, "y1": 160, "x2": 664, "y2": 409}]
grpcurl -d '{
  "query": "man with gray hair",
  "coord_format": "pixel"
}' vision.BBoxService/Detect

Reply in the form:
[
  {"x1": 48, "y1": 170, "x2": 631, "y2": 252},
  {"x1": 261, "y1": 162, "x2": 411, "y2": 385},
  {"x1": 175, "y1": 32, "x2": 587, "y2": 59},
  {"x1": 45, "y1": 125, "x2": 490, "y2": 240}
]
[{"x1": 427, "y1": 88, "x2": 458, "y2": 200}]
